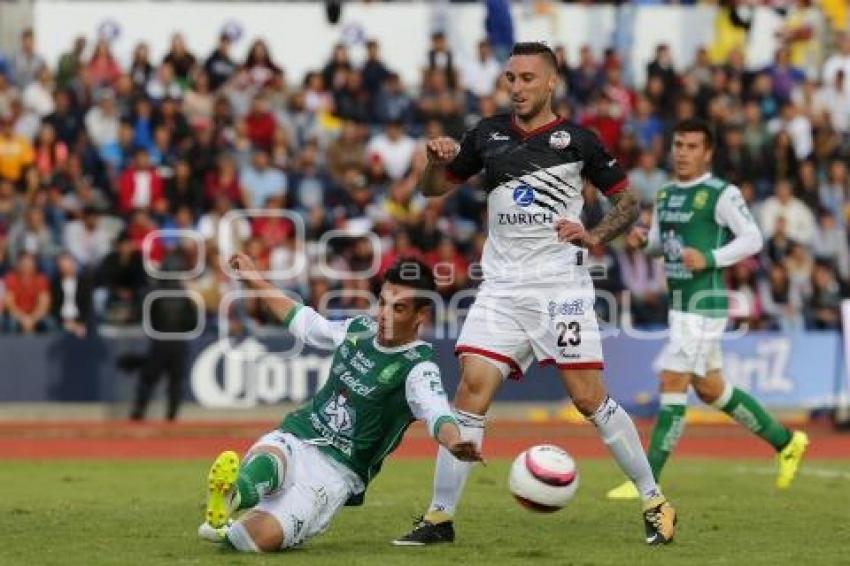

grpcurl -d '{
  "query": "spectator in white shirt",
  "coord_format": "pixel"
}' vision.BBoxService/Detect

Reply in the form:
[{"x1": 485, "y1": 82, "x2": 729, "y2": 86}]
[
  {"x1": 759, "y1": 179, "x2": 817, "y2": 245},
  {"x1": 767, "y1": 101, "x2": 813, "y2": 160},
  {"x1": 50, "y1": 252, "x2": 91, "y2": 338},
  {"x1": 64, "y1": 207, "x2": 112, "y2": 272},
  {"x1": 366, "y1": 121, "x2": 417, "y2": 181},
  {"x1": 814, "y1": 69, "x2": 850, "y2": 136},
  {"x1": 22, "y1": 67, "x2": 54, "y2": 118},
  {"x1": 146, "y1": 63, "x2": 184, "y2": 103},
  {"x1": 85, "y1": 90, "x2": 120, "y2": 148},
  {"x1": 821, "y1": 31, "x2": 850, "y2": 85},
  {"x1": 463, "y1": 40, "x2": 503, "y2": 99}
]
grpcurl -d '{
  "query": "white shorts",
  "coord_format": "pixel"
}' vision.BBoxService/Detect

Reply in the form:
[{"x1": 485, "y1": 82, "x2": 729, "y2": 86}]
[
  {"x1": 247, "y1": 431, "x2": 353, "y2": 549},
  {"x1": 456, "y1": 275, "x2": 603, "y2": 379},
  {"x1": 653, "y1": 310, "x2": 726, "y2": 377}
]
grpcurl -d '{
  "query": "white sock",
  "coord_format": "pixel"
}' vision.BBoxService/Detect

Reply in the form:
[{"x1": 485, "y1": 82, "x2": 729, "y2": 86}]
[
  {"x1": 589, "y1": 396, "x2": 662, "y2": 503},
  {"x1": 427, "y1": 409, "x2": 485, "y2": 517},
  {"x1": 226, "y1": 521, "x2": 261, "y2": 553}
]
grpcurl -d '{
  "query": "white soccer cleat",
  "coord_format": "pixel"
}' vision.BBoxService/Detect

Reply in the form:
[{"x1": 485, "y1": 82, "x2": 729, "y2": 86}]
[{"x1": 198, "y1": 520, "x2": 231, "y2": 543}]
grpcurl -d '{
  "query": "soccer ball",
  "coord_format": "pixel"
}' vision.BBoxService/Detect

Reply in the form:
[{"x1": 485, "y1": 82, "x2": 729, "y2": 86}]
[{"x1": 509, "y1": 444, "x2": 579, "y2": 512}]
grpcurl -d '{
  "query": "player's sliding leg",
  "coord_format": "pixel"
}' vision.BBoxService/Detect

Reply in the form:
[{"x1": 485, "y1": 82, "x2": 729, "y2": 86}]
[
  {"x1": 562, "y1": 369, "x2": 677, "y2": 545},
  {"x1": 205, "y1": 447, "x2": 286, "y2": 528},
  {"x1": 608, "y1": 371, "x2": 690, "y2": 500},
  {"x1": 393, "y1": 355, "x2": 500, "y2": 546},
  {"x1": 694, "y1": 371, "x2": 809, "y2": 489},
  {"x1": 224, "y1": 510, "x2": 284, "y2": 552}
]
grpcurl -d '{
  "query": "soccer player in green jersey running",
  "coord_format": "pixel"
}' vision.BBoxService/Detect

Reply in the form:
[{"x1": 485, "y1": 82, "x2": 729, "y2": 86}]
[
  {"x1": 197, "y1": 254, "x2": 482, "y2": 552},
  {"x1": 607, "y1": 119, "x2": 809, "y2": 500}
]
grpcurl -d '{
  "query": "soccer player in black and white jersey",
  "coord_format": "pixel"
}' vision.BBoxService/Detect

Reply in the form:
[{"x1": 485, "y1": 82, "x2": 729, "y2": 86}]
[{"x1": 394, "y1": 42, "x2": 677, "y2": 546}]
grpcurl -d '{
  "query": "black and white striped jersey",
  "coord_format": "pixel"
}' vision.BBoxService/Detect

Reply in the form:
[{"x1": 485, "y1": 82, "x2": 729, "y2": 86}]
[{"x1": 445, "y1": 113, "x2": 628, "y2": 283}]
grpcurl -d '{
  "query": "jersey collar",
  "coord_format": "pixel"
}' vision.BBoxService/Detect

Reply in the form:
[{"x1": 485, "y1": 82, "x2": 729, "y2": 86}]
[
  {"x1": 673, "y1": 172, "x2": 712, "y2": 189},
  {"x1": 372, "y1": 338, "x2": 427, "y2": 353},
  {"x1": 510, "y1": 113, "x2": 566, "y2": 140}
]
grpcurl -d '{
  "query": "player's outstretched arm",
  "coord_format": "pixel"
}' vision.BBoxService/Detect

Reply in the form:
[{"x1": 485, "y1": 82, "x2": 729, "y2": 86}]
[
  {"x1": 406, "y1": 361, "x2": 484, "y2": 463},
  {"x1": 437, "y1": 421, "x2": 485, "y2": 463},
  {"x1": 228, "y1": 252, "x2": 298, "y2": 323}
]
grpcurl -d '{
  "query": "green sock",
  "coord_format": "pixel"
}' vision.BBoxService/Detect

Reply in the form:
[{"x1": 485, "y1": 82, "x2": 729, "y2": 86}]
[
  {"x1": 234, "y1": 453, "x2": 283, "y2": 510},
  {"x1": 715, "y1": 385, "x2": 792, "y2": 451},
  {"x1": 647, "y1": 394, "x2": 688, "y2": 481}
]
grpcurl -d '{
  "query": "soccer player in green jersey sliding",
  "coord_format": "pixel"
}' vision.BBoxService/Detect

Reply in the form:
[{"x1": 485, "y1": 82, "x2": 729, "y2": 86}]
[
  {"x1": 607, "y1": 119, "x2": 809, "y2": 500},
  {"x1": 197, "y1": 254, "x2": 482, "y2": 552}
]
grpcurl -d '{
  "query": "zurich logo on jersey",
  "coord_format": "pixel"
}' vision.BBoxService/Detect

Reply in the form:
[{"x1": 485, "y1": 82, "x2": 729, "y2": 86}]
[{"x1": 513, "y1": 185, "x2": 535, "y2": 207}]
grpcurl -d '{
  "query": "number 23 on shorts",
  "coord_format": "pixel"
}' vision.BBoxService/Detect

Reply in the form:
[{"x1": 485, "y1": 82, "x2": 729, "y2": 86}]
[{"x1": 556, "y1": 321, "x2": 582, "y2": 347}]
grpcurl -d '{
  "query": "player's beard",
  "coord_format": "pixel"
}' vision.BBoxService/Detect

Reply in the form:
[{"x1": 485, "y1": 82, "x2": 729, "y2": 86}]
[{"x1": 516, "y1": 93, "x2": 553, "y2": 122}]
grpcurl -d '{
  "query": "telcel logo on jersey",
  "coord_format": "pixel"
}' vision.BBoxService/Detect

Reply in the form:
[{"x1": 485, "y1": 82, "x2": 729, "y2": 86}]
[{"x1": 513, "y1": 185, "x2": 535, "y2": 207}]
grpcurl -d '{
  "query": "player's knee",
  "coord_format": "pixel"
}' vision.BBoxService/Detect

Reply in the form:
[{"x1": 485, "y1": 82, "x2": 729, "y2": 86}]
[
  {"x1": 247, "y1": 446, "x2": 288, "y2": 490},
  {"x1": 693, "y1": 371, "x2": 725, "y2": 404},
  {"x1": 571, "y1": 390, "x2": 606, "y2": 416},
  {"x1": 659, "y1": 371, "x2": 691, "y2": 393},
  {"x1": 569, "y1": 382, "x2": 606, "y2": 416},
  {"x1": 560, "y1": 369, "x2": 606, "y2": 416},
  {"x1": 693, "y1": 380, "x2": 720, "y2": 404},
  {"x1": 229, "y1": 512, "x2": 285, "y2": 553},
  {"x1": 226, "y1": 522, "x2": 262, "y2": 553},
  {"x1": 455, "y1": 365, "x2": 501, "y2": 413}
]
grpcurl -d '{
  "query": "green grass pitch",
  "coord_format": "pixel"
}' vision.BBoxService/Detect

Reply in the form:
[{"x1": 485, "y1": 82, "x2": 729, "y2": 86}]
[{"x1": 2, "y1": 458, "x2": 849, "y2": 565}]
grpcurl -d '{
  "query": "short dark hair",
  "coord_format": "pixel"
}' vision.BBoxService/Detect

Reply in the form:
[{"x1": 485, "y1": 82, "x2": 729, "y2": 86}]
[
  {"x1": 383, "y1": 257, "x2": 436, "y2": 310},
  {"x1": 510, "y1": 42, "x2": 558, "y2": 70},
  {"x1": 673, "y1": 118, "x2": 714, "y2": 149}
]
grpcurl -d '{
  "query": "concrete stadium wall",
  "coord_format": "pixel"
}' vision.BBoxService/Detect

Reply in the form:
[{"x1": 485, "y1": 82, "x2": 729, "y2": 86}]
[{"x1": 29, "y1": 2, "x2": 793, "y2": 88}]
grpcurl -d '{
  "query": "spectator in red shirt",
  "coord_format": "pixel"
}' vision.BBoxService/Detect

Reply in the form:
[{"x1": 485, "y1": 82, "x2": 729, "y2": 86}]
[
  {"x1": 251, "y1": 194, "x2": 294, "y2": 250},
  {"x1": 580, "y1": 93, "x2": 623, "y2": 151},
  {"x1": 424, "y1": 237, "x2": 469, "y2": 298},
  {"x1": 204, "y1": 154, "x2": 243, "y2": 208},
  {"x1": 118, "y1": 148, "x2": 165, "y2": 215},
  {"x1": 86, "y1": 40, "x2": 122, "y2": 88},
  {"x1": 3, "y1": 252, "x2": 52, "y2": 334},
  {"x1": 33, "y1": 122, "x2": 68, "y2": 179},
  {"x1": 243, "y1": 95, "x2": 277, "y2": 151},
  {"x1": 603, "y1": 62, "x2": 636, "y2": 120},
  {"x1": 378, "y1": 229, "x2": 422, "y2": 277},
  {"x1": 126, "y1": 208, "x2": 164, "y2": 264}
]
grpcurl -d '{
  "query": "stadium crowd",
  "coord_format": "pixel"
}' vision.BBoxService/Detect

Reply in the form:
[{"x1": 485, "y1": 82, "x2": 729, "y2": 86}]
[{"x1": 0, "y1": 3, "x2": 849, "y2": 337}]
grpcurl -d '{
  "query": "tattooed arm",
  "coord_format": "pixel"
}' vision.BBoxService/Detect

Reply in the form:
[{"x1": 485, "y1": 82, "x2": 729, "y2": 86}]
[
  {"x1": 555, "y1": 187, "x2": 640, "y2": 246},
  {"x1": 556, "y1": 129, "x2": 639, "y2": 247},
  {"x1": 586, "y1": 188, "x2": 640, "y2": 245}
]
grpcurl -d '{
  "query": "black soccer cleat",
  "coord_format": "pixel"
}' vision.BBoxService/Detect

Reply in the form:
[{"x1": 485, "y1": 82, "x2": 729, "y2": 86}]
[{"x1": 392, "y1": 517, "x2": 455, "y2": 546}]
